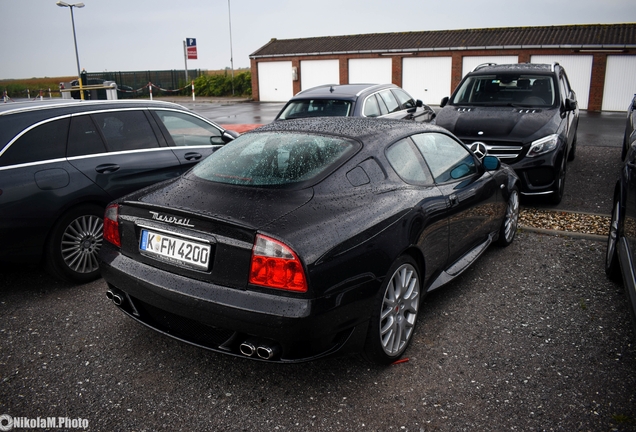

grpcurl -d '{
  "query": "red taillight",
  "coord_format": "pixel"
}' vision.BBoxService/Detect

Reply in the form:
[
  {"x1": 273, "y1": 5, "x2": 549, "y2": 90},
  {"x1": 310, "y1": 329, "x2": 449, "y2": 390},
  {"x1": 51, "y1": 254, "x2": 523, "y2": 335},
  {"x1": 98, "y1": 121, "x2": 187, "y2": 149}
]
[
  {"x1": 103, "y1": 203, "x2": 121, "y2": 247},
  {"x1": 249, "y1": 234, "x2": 307, "y2": 292}
]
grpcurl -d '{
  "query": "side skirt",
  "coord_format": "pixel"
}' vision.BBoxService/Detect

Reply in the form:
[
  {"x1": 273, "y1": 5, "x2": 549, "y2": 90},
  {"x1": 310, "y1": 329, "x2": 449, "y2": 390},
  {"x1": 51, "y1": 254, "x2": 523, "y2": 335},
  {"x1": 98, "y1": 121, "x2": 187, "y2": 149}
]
[{"x1": 426, "y1": 232, "x2": 495, "y2": 292}]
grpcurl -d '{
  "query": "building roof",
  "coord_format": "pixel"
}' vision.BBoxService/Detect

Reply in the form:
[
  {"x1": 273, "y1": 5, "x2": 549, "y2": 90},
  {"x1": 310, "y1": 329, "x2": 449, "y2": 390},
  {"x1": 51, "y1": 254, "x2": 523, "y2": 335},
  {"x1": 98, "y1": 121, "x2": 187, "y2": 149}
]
[{"x1": 250, "y1": 23, "x2": 636, "y2": 58}]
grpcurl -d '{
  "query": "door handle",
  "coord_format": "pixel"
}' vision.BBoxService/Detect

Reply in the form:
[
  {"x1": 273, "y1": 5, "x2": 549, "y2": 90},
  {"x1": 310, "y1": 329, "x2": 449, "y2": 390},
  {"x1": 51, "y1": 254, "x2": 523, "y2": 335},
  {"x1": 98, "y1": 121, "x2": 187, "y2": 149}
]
[
  {"x1": 95, "y1": 163, "x2": 120, "y2": 174},
  {"x1": 184, "y1": 152, "x2": 202, "y2": 161},
  {"x1": 448, "y1": 194, "x2": 459, "y2": 207}
]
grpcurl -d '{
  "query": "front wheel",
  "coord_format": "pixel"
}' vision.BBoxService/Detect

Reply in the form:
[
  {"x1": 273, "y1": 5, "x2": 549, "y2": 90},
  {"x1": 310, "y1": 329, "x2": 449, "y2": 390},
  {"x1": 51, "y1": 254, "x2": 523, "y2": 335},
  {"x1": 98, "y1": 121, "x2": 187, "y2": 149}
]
[
  {"x1": 549, "y1": 157, "x2": 567, "y2": 205},
  {"x1": 497, "y1": 188, "x2": 519, "y2": 247},
  {"x1": 363, "y1": 256, "x2": 421, "y2": 365},
  {"x1": 45, "y1": 205, "x2": 104, "y2": 283}
]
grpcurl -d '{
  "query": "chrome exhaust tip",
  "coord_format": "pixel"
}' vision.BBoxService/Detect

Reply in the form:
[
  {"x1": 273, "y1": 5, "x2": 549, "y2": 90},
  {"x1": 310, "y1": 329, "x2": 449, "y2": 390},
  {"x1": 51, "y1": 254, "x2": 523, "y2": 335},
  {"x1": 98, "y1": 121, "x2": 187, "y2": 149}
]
[
  {"x1": 107, "y1": 290, "x2": 123, "y2": 306},
  {"x1": 239, "y1": 339, "x2": 258, "y2": 357},
  {"x1": 106, "y1": 290, "x2": 114, "y2": 300},
  {"x1": 257, "y1": 344, "x2": 280, "y2": 360}
]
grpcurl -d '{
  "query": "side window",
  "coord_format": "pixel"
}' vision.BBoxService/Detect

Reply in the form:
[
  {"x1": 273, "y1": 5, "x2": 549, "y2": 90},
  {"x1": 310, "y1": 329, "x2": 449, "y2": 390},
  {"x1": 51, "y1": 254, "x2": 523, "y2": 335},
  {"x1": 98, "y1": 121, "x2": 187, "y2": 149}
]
[
  {"x1": 378, "y1": 90, "x2": 400, "y2": 113},
  {"x1": 155, "y1": 111, "x2": 223, "y2": 146},
  {"x1": 67, "y1": 115, "x2": 107, "y2": 157},
  {"x1": 92, "y1": 111, "x2": 159, "y2": 152},
  {"x1": 0, "y1": 118, "x2": 69, "y2": 167},
  {"x1": 392, "y1": 89, "x2": 416, "y2": 109},
  {"x1": 363, "y1": 94, "x2": 382, "y2": 117},
  {"x1": 412, "y1": 133, "x2": 476, "y2": 183},
  {"x1": 385, "y1": 138, "x2": 431, "y2": 185}
]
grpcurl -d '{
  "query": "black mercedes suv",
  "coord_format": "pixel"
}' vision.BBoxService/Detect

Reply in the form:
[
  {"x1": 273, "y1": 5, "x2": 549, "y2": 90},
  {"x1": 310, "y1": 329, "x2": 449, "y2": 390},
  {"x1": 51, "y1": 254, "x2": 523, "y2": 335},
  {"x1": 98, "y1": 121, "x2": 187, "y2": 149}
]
[{"x1": 435, "y1": 63, "x2": 579, "y2": 204}]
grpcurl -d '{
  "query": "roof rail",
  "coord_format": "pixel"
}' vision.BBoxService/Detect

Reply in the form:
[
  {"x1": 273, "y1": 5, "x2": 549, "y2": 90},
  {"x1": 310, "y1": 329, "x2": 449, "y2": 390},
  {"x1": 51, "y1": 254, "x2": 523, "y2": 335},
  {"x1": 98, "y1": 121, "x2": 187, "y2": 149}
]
[
  {"x1": 551, "y1": 62, "x2": 560, "y2": 72},
  {"x1": 472, "y1": 63, "x2": 497, "y2": 72}
]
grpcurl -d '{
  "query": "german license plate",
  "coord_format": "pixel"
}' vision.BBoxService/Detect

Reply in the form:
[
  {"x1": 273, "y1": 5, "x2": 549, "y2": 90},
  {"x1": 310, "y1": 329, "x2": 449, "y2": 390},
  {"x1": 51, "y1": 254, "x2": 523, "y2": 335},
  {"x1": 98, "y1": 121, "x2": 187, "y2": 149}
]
[{"x1": 139, "y1": 229, "x2": 210, "y2": 270}]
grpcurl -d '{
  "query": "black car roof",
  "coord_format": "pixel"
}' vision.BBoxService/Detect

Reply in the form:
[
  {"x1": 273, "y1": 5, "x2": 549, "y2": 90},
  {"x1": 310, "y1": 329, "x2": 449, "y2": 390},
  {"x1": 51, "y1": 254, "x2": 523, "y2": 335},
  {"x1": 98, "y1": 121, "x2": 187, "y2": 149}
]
[
  {"x1": 292, "y1": 83, "x2": 395, "y2": 100},
  {"x1": 250, "y1": 116, "x2": 444, "y2": 144},
  {"x1": 0, "y1": 99, "x2": 188, "y2": 117},
  {"x1": 468, "y1": 63, "x2": 556, "y2": 75}
]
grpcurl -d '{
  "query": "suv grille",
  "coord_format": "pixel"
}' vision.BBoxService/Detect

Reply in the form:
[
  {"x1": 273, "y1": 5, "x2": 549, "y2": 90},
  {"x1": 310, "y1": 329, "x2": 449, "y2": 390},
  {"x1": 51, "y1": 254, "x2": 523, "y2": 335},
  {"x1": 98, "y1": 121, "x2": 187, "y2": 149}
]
[{"x1": 464, "y1": 140, "x2": 524, "y2": 163}]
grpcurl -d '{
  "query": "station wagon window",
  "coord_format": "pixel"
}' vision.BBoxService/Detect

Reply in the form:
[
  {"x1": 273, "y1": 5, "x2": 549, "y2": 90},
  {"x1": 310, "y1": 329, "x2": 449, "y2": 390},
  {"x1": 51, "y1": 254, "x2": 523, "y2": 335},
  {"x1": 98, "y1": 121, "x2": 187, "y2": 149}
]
[
  {"x1": 155, "y1": 111, "x2": 224, "y2": 146},
  {"x1": 191, "y1": 132, "x2": 358, "y2": 186},
  {"x1": 91, "y1": 111, "x2": 159, "y2": 152},
  {"x1": 364, "y1": 94, "x2": 387, "y2": 117},
  {"x1": 392, "y1": 89, "x2": 416, "y2": 109},
  {"x1": 67, "y1": 115, "x2": 107, "y2": 157},
  {"x1": 412, "y1": 133, "x2": 476, "y2": 183},
  {"x1": 378, "y1": 90, "x2": 400, "y2": 113},
  {"x1": 386, "y1": 138, "x2": 431, "y2": 185},
  {"x1": 277, "y1": 99, "x2": 352, "y2": 119},
  {"x1": 0, "y1": 118, "x2": 69, "y2": 167}
]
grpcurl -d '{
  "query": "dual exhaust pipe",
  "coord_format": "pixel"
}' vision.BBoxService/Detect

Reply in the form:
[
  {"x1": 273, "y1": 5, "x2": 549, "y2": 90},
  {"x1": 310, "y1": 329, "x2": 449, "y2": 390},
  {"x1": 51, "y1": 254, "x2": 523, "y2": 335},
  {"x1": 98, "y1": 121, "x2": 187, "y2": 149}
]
[
  {"x1": 106, "y1": 289, "x2": 124, "y2": 306},
  {"x1": 240, "y1": 338, "x2": 280, "y2": 360}
]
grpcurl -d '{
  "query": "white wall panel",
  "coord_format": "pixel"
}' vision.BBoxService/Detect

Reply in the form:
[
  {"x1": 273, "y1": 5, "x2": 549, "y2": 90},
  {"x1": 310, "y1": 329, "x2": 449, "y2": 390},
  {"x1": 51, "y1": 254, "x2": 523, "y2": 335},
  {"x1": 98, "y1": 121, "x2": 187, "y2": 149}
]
[
  {"x1": 461, "y1": 56, "x2": 518, "y2": 77},
  {"x1": 257, "y1": 61, "x2": 293, "y2": 102},
  {"x1": 348, "y1": 58, "x2": 392, "y2": 84},
  {"x1": 402, "y1": 57, "x2": 452, "y2": 105},
  {"x1": 300, "y1": 60, "x2": 340, "y2": 91},
  {"x1": 531, "y1": 55, "x2": 593, "y2": 110},
  {"x1": 602, "y1": 56, "x2": 636, "y2": 111}
]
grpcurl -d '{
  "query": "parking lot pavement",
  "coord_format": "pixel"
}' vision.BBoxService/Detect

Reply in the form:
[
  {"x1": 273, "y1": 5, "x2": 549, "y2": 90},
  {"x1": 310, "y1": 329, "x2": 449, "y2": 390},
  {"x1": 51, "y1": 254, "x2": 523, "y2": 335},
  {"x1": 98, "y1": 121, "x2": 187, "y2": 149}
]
[
  {"x1": 1, "y1": 108, "x2": 635, "y2": 431},
  {"x1": 1, "y1": 233, "x2": 635, "y2": 431}
]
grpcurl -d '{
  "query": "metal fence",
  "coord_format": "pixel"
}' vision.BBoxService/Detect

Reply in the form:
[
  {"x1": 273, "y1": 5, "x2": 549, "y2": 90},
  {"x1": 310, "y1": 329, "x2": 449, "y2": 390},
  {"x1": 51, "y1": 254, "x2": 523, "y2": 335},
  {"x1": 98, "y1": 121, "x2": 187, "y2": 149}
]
[{"x1": 86, "y1": 69, "x2": 202, "y2": 98}]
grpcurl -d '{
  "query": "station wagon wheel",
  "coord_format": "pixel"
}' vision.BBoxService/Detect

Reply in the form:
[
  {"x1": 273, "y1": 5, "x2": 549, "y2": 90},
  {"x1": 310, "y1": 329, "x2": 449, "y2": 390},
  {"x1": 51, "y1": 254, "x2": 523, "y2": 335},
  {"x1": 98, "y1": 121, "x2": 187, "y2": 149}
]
[
  {"x1": 605, "y1": 194, "x2": 622, "y2": 282},
  {"x1": 364, "y1": 256, "x2": 421, "y2": 364},
  {"x1": 46, "y1": 204, "x2": 104, "y2": 283},
  {"x1": 497, "y1": 187, "x2": 519, "y2": 247}
]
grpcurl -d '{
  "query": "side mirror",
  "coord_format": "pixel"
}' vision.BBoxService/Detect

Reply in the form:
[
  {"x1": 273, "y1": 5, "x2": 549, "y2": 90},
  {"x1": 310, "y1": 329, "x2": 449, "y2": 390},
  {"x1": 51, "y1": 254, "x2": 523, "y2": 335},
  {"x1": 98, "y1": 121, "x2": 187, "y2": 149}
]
[
  {"x1": 440, "y1": 97, "x2": 449, "y2": 108},
  {"x1": 416, "y1": 99, "x2": 423, "y2": 107},
  {"x1": 632, "y1": 96, "x2": 636, "y2": 110},
  {"x1": 222, "y1": 130, "x2": 239, "y2": 144},
  {"x1": 482, "y1": 155, "x2": 500, "y2": 171}
]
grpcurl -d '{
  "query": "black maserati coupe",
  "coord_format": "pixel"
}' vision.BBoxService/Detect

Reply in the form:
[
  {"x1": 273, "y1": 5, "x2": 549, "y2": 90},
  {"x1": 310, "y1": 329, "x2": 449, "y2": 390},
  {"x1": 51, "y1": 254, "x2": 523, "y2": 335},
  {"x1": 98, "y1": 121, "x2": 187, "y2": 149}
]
[{"x1": 99, "y1": 117, "x2": 520, "y2": 364}]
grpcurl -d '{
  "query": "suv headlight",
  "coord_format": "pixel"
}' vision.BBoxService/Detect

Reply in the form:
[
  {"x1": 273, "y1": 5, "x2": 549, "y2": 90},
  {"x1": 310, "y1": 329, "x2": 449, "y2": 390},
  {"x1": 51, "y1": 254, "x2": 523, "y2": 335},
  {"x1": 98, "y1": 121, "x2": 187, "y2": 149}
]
[{"x1": 527, "y1": 134, "x2": 560, "y2": 157}]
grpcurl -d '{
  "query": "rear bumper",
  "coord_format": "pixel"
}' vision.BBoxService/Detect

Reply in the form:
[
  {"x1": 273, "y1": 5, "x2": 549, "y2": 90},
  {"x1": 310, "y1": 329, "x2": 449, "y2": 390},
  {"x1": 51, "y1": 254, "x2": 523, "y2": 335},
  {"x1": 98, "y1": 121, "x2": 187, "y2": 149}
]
[{"x1": 99, "y1": 245, "x2": 378, "y2": 363}]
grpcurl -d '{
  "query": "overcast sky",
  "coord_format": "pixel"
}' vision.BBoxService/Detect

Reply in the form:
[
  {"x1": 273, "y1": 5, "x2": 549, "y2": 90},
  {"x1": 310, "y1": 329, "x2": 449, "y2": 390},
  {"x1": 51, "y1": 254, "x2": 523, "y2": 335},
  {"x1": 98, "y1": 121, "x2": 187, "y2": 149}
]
[{"x1": 2, "y1": 0, "x2": 636, "y2": 80}]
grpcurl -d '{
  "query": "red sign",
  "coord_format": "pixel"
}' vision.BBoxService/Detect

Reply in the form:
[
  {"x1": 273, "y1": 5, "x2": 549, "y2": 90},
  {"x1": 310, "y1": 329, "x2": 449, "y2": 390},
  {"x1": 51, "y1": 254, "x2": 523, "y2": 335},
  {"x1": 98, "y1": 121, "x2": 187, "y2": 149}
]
[{"x1": 186, "y1": 38, "x2": 197, "y2": 60}]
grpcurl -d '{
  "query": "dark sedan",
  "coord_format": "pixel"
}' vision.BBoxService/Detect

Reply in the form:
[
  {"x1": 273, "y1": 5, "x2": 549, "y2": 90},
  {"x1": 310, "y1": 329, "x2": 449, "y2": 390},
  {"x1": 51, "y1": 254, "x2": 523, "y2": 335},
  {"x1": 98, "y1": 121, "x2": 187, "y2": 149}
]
[
  {"x1": 275, "y1": 83, "x2": 436, "y2": 123},
  {"x1": 606, "y1": 106, "x2": 636, "y2": 332},
  {"x1": 99, "y1": 117, "x2": 520, "y2": 364}
]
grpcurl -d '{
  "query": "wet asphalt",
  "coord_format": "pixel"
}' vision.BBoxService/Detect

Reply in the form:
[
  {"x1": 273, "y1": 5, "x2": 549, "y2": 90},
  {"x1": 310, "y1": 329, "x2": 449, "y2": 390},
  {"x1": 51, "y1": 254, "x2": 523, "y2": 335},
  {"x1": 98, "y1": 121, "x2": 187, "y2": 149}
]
[{"x1": 1, "y1": 104, "x2": 635, "y2": 431}]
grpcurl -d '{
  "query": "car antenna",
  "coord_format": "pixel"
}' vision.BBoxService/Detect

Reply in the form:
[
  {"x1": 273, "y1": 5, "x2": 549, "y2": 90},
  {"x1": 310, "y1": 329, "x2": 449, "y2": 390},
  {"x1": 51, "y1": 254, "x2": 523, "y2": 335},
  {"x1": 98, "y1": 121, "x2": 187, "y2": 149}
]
[{"x1": 329, "y1": 86, "x2": 334, "y2": 93}]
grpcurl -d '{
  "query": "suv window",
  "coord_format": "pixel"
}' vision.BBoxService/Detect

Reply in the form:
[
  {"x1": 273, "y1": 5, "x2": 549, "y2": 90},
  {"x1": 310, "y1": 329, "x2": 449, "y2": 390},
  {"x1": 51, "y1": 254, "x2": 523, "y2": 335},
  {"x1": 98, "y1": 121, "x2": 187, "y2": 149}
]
[
  {"x1": 155, "y1": 111, "x2": 224, "y2": 146},
  {"x1": 0, "y1": 118, "x2": 69, "y2": 167},
  {"x1": 412, "y1": 133, "x2": 476, "y2": 183},
  {"x1": 451, "y1": 74, "x2": 556, "y2": 107},
  {"x1": 278, "y1": 99, "x2": 352, "y2": 119},
  {"x1": 92, "y1": 111, "x2": 159, "y2": 152}
]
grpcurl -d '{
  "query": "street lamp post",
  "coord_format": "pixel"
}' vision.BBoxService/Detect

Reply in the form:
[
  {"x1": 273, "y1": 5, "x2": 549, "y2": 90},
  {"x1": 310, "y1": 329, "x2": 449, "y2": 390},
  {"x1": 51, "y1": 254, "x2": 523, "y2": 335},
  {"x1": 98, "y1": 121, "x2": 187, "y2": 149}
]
[{"x1": 56, "y1": 1, "x2": 85, "y2": 100}]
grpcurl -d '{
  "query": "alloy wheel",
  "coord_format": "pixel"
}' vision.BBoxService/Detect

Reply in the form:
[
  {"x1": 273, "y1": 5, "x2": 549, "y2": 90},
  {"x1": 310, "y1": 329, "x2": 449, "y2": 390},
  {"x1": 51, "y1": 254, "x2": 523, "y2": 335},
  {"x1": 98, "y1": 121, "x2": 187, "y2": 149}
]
[{"x1": 61, "y1": 215, "x2": 104, "y2": 275}]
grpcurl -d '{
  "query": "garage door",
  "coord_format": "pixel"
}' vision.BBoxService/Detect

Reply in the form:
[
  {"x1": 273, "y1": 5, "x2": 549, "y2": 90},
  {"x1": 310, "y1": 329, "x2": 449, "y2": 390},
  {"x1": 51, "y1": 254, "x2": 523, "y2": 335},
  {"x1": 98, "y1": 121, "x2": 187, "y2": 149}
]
[
  {"x1": 531, "y1": 55, "x2": 593, "y2": 110},
  {"x1": 462, "y1": 56, "x2": 518, "y2": 77},
  {"x1": 300, "y1": 60, "x2": 340, "y2": 91},
  {"x1": 348, "y1": 58, "x2": 392, "y2": 84},
  {"x1": 257, "y1": 61, "x2": 294, "y2": 102},
  {"x1": 602, "y1": 56, "x2": 636, "y2": 112},
  {"x1": 402, "y1": 57, "x2": 452, "y2": 106}
]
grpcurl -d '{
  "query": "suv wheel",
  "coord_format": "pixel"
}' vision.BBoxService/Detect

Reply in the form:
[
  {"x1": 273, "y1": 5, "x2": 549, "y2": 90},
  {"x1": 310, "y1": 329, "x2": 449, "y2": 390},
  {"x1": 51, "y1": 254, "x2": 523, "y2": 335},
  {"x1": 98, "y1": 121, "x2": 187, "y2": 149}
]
[
  {"x1": 550, "y1": 157, "x2": 567, "y2": 205},
  {"x1": 567, "y1": 132, "x2": 577, "y2": 162},
  {"x1": 45, "y1": 205, "x2": 104, "y2": 283}
]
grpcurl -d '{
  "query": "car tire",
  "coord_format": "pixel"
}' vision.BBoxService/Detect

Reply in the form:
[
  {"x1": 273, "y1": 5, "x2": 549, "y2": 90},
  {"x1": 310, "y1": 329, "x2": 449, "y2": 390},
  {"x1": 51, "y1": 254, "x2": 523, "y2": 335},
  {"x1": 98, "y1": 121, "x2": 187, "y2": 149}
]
[
  {"x1": 45, "y1": 204, "x2": 104, "y2": 283},
  {"x1": 567, "y1": 132, "x2": 577, "y2": 162},
  {"x1": 549, "y1": 156, "x2": 567, "y2": 205},
  {"x1": 605, "y1": 195, "x2": 622, "y2": 282},
  {"x1": 363, "y1": 256, "x2": 421, "y2": 365},
  {"x1": 497, "y1": 188, "x2": 519, "y2": 247}
]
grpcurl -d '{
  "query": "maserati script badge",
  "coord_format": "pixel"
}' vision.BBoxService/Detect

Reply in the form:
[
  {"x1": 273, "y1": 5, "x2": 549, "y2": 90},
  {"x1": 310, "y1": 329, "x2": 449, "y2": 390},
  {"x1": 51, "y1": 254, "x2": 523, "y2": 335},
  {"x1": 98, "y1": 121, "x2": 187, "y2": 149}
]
[{"x1": 149, "y1": 211, "x2": 194, "y2": 227}]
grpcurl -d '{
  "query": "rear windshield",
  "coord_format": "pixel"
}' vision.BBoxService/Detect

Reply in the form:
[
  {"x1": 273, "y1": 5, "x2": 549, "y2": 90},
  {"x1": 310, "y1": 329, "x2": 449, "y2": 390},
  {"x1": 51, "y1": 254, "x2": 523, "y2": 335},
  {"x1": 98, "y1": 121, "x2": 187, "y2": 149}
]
[
  {"x1": 191, "y1": 131, "x2": 358, "y2": 186},
  {"x1": 278, "y1": 99, "x2": 352, "y2": 120},
  {"x1": 451, "y1": 74, "x2": 556, "y2": 107}
]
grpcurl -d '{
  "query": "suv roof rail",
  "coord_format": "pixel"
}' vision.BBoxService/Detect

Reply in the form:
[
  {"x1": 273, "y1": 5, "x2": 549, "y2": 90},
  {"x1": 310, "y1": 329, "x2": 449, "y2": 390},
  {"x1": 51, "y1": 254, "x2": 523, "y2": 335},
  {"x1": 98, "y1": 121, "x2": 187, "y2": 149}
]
[
  {"x1": 551, "y1": 62, "x2": 560, "y2": 72},
  {"x1": 472, "y1": 63, "x2": 497, "y2": 72}
]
